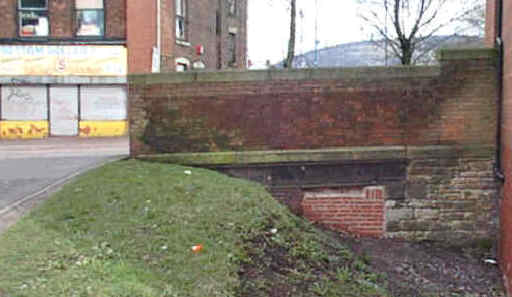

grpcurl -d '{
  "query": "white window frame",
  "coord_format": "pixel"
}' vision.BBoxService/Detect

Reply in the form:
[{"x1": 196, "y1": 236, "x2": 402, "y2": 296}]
[
  {"x1": 176, "y1": 57, "x2": 190, "y2": 72},
  {"x1": 228, "y1": 0, "x2": 236, "y2": 16},
  {"x1": 75, "y1": 0, "x2": 105, "y2": 37},
  {"x1": 18, "y1": 0, "x2": 49, "y2": 37},
  {"x1": 228, "y1": 33, "x2": 237, "y2": 66},
  {"x1": 175, "y1": 0, "x2": 187, "y2": 40}
]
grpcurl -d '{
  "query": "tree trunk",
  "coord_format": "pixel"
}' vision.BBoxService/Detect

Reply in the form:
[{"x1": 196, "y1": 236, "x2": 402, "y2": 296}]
[
  {"x1": 285, "y1": 0, "x2": 296, "y2": 68},
  {"x1": 400, "y1": 41, "x2": 414, "y2": 65}
]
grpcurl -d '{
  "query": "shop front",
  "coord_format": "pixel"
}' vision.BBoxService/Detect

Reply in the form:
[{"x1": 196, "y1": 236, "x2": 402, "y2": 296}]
[{"x1": 0, "y1": 45, "x2": 127, "y2": 139}]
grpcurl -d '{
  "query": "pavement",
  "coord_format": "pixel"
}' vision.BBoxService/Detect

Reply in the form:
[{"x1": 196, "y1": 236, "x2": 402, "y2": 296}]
[{"x1": 0, "y1": 136, "x2": 129, "y2": 233}]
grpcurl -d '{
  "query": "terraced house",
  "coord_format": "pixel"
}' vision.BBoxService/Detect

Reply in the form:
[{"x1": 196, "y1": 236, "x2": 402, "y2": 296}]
[{"x1": 0, "y1": 0, "x2": 247, "y2": 139}]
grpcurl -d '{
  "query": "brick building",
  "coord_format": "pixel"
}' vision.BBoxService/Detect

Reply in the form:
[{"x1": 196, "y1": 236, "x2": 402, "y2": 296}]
[
  {"x1": 0, "y1": 0, "x2": 247, "y2": 139},
  {"x1": 127, "y1": 0, "x2": 247, "y2": 73},
  {"x1": 486, "y1": 0, "x2": 512, "y2": 295}
]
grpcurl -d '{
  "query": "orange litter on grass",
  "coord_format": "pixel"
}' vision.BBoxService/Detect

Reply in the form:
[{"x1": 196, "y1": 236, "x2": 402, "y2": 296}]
[{"x1": 191, "y1": 245, "x2": 203, "y2": 253}]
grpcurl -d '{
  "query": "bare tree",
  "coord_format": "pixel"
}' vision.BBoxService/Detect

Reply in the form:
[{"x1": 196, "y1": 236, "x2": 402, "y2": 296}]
[
  {"x1": 357, "y1": 0, "x2": 484, "y2": 65},
  {"x1": 267, "y1": 0, "x2": 297, "y2": 68},
  {"x1": 462, "y1": 1, "x2": 485, "y2": 35},
  {"x1": 284, "y1": 0, "x2": 297, "y2": 68}
]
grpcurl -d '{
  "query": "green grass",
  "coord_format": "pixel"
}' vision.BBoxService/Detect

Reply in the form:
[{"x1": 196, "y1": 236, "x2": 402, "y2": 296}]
[{"x1": 0, "y1": 160, "x2": 388, "y2": 297}]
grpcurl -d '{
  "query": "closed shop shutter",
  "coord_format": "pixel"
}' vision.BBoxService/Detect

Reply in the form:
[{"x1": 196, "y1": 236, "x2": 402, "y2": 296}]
[
  {"x1": 80, "y1": 86, "x2": 127, "y2": 121},
  {"x1": 49, "y1": 86, "x2": 79, "y2": 136},
  {"x1": 1, "y1": 85, "x2": 47, "y2": 120}
]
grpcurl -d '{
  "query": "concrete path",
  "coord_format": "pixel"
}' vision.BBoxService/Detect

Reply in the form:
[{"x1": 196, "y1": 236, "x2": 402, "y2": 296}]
[{"x1": 0, "y1": 137, "x2": 129, "y2": 233}]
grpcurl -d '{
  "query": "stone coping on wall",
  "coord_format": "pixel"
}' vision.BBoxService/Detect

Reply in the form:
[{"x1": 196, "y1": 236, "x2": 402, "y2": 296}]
[
  {"x1": 136, "y1": 144, "x2": 495, "y2": 166},
  {"x1": 129, "y1": 66, "x2": 441, "y2": 85},
  {"x1": 436, "y1": 47, "x2": 498, "y2": 61},
  {"x1": 128, "y1": 48, "x2": 496, "y2": 85},
  {"x1": 0, "y1": 75, "x2": 127, "y2": 84}
]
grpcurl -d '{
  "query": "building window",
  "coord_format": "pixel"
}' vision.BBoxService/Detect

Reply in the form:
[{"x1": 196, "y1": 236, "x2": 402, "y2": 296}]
[
  {"x1": 18, "y1": 0, "x2": 49, "y2": 37},
  {"x1": 216, "y1": 11, "x2": 221, "y2": 35},
  {"x1": 193, "y1": 60, "x2": 205, "y2": 70},
  {"x1": 176, "y1": 57, "x2": 190, "y2": 72},
  {"x1": 228, "y1": 33, "x2": 236, "y2": 66},
  {"x1": 227, "y1": 0, "x2": 236, "y2": 15},
  {"x1": 75, "y1": 0, "x2": 104, "y2": 37},
  {"x1": 175, "y1": 0, "x2": 186, "y2": 40}
]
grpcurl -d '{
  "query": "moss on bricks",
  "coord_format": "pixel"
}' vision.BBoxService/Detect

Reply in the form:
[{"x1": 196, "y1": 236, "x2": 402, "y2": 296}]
[
  {"x1": 137, "y1": 146, "x2": 407, "y2": 165},
  {"x1": 136, "y1": 145, "x2": 495, "y2": 166},
  {"x1": 437, "y1": 48, "x2": 498, "y2": 61}
]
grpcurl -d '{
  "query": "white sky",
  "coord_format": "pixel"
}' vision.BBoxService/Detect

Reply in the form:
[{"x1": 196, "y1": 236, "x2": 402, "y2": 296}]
[
  {"x1": 248, "y1": 0, "x2": 365, "y2": 68},
  {"x1": 247, "y1": 0, "x2": 483, "y2": 69}
]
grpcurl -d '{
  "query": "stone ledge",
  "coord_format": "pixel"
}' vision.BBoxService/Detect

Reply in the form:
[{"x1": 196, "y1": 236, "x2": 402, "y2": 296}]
[
  {"x1": 407, "y1": 145, "x2": 495, "y2": 159},
  {"x1": 437, "y1": 47, "x2": 498, "y2": 61},
  {"x1": 128, "y1": 66, "x2": 441, "y2": 85},
  {"x1": 136, "y1": 145, "x2": 495, "y2": 166},
  {"x1": 128, "y1": 49, "x2": 497, "y2": 85},
  {"x1": 138, "y1": 146, "x2": 407, "y2": 165}
]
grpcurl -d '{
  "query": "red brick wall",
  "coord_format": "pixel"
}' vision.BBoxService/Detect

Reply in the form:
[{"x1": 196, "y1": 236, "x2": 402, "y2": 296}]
[
  {"x1": 160, "y1": 0, "x2": 247, "y2": 71},
  {"x1": 126, "y1": 0, "x2": 156, "y2": 73},
  {"x1": 500, "y1": 0, "x2": 512, "y2": 294},
  {"x1": 0, "y1": 0, "x2": 18, "y2": 38},
  {"x1": 212, "y1": 147, "x2": 497, "y2": 242},
  {"x1": 105, "y1": 0, "x2": 127, "y2": 39},
  {"x1": 485, "y1": 0, "x2": 497, "y2": 47},
  {"x1": 217, "y1": 0, "x2": 248, "y2": 69},
  {"x1": 0, "y1": 0, "x2": 246, "y2": 73},
  {"x1": 302, "y1": 187, "x2": 385, "y2": 237},
  {"x1": 49, "y1": 0, "x2": 73, "y2": 38},
  {"x1": 163, "y1": 0, "x2": 218, "y2": 71},
  {"x1": 160, "y1": 0, "x2": 175, "y2": 71},
  {"x1": 129, "y1": 49, "x2": 497, "y2": 155},
  {"x1": 0, "y1": 0, "x2": 126, "y2": 40},
  {"x1": 129, "y1": 48, "x2": 499, "y2": 243}
]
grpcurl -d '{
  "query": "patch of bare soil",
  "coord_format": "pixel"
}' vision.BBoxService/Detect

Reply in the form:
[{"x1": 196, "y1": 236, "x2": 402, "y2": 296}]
[
  {"x1": 239, "y1": 222, "x2": 506, "y2": 297},
  {"x1": 341, "y1": 234, "x2": 506, "y2": 297},
  {"x1": 238, "y1": 219, "x2": 389, "y2": 297}
]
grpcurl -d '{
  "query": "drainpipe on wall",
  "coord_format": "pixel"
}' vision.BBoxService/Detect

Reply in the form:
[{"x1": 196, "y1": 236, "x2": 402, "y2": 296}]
[
  {"x1": 157, "y1": 0, "x2": 161, "y2": 50},
  {"x1": 152, "y1": 0, "x2": 161, "y2": 73},
  {"x1": 495, "y1": 0, "x2": 505, "y2": 181}
]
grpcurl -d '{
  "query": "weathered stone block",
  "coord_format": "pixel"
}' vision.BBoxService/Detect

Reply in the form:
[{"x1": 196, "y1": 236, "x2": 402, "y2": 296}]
[
  {"x1": 386, "y1": 181, "x2": 406, "y2": 200},
  {"x1": 386, "y1": 221, "x2": 403, "y2": 232},
  {"x1": 415, "y1": 209, "x2": 440, "y2": 220},
  {"x1": 399, "y1": 221, "x2": 444, "y2": 232},
  {"x1": 386, "y1": 208, "x2": 414, "y2": 222},
  {"x1": 406, "y1": 183, "x2": 428, "y2": 199},
  {"x1": 409, "y1": 200, "x2": 441, "y2": 210}
]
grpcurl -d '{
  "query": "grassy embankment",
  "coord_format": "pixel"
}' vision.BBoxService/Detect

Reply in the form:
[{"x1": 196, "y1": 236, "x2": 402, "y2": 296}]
[{"x1": 0, "y1": 160, "x2": 387, "y2": 297}]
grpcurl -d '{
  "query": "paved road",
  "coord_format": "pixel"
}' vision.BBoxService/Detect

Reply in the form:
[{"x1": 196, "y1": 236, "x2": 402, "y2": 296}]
[{"x1": 0, "y1": 137, "x2": 129, "y2": 232}]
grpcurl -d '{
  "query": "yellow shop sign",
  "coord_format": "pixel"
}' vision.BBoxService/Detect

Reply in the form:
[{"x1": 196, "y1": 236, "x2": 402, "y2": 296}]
[{"x1": 0, "y1": 45, "x2": 127, "y2": 76}]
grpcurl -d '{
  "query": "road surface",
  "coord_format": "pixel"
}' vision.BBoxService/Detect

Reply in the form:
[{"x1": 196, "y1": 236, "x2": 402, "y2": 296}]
[{"x1": 0, "y1": 136, "x2": 129, "y2": 233}]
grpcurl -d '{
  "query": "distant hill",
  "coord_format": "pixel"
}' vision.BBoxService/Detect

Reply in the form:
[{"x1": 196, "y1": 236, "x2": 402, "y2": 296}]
[{"x1": 279, "y1": 35, "x2": 484, "y2": 68}]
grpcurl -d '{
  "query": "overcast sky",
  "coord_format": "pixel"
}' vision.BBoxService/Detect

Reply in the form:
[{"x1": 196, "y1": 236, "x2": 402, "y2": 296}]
[
  {"x1": 247, "y1": 0, "x2": 483, "y2": 69},
  {"x1": 248, "y1": 0, "x2": 364, "y2": 68}
]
